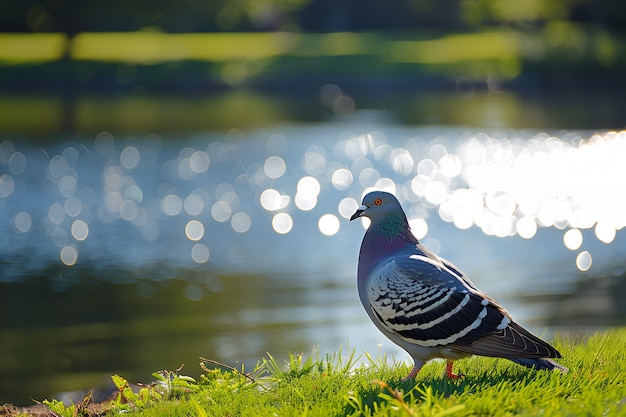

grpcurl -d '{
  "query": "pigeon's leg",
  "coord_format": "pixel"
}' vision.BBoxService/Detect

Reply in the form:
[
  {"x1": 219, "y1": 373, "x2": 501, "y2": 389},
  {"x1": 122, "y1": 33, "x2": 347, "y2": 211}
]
[
  {"x1": 444, "y1": 360, "x2": 464, "y2": 379},
  {"x1": 402, "y1": 363, "x2": 423, "y2": 381}
]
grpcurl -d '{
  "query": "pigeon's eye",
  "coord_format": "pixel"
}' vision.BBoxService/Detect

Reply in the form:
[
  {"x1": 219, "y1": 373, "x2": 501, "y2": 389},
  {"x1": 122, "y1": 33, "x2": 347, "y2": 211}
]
[{"x1": 374, "y1": 198, "x2": 383, "y2": 206}]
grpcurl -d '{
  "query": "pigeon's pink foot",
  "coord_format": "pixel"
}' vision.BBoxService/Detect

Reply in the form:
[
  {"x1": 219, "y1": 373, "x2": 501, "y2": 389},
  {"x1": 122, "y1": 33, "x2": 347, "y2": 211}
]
[{"x1": 445, "y1": 360, "x2": 464, "y2": 379}]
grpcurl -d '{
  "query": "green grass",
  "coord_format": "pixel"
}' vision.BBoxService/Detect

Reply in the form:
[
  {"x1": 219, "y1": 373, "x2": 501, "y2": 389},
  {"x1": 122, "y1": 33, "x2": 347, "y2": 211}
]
[{"x1": 37, "y1": 329, "x2": 626, "y2": 416}]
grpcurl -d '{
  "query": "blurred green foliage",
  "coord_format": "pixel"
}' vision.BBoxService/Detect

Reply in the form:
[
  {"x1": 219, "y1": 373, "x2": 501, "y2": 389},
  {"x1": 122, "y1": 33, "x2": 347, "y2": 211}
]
[
  {"x1": 0, "y1": 0, "x2": 624, "y2": 132},
  {"x1": 1, "y1": 0, "x2": 625, "y2": 34}
]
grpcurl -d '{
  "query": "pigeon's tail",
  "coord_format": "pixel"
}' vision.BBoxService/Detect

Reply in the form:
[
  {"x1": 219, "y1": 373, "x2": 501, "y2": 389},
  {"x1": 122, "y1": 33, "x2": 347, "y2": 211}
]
[{"x1": 509, "y1": 358, "x2": 569, "y2": 373}]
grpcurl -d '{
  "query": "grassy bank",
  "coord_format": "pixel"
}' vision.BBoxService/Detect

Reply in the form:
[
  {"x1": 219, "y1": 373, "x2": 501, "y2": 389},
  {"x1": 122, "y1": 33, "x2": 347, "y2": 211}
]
[
  {"x1": 2, "y1": 26, "x2": 625, "y2": 93},
  {"x1": 2, "y1": 27, "x2": 625, "y2": 134},
  {"x1": 6, "y1": 328, "x2": 625, "y2": 416}
]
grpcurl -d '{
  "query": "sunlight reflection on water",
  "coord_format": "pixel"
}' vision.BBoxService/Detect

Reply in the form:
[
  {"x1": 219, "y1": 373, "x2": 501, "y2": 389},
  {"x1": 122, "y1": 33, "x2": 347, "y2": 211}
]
[
  {"x1": 2, "y1": 120, "x2": 626, "y2": 407},
  {"x1": 1, "y1": 123, "x2": 625, "y2": 278}
]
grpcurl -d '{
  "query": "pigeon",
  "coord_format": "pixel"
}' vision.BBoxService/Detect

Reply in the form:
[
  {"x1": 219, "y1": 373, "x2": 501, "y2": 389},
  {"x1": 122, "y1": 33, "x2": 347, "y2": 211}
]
[{"x1": 350, "y1": 190, "x2": 567, "y2": 379}]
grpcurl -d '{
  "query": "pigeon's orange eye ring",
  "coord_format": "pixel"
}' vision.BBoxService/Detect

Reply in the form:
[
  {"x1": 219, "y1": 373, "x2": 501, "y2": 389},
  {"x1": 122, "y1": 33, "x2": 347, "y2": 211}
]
[{"x1": 374, "y1": 198, "x2": 383, "y2": 206}]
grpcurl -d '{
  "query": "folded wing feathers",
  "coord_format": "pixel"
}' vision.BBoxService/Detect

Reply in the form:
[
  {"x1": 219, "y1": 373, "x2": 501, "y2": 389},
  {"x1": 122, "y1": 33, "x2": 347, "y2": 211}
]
[
  {"x1": 368, "y1": 257, "x2": 561, "y2": 358},
  {"x1": 454, "y1": 321, "x2": 562, "y2": 359}
]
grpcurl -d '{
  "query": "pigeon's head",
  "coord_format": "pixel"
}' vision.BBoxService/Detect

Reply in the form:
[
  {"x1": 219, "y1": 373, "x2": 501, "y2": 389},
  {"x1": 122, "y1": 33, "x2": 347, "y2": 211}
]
[{"x1": 350, "y1": 191, "x2": 404, "y2": 222}]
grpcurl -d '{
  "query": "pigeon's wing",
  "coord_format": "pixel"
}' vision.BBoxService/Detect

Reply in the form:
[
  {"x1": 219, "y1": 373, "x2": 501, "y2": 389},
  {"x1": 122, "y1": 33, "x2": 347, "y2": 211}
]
[
  {"x1": 453, "y1": 320, "x2": 562, "y2": 359},
  {"x1": 367, "y1": 254, "x2": 508, "y2": 348},
  {"x1": 414, "y1": 243, "x2": 483, "y2": 295},
  {"x1": 367, "y1": 254, "x2": 561, "y2": 358},
  {"x1": 438, "y1": 256, "x2": 480, "y2": 292}
]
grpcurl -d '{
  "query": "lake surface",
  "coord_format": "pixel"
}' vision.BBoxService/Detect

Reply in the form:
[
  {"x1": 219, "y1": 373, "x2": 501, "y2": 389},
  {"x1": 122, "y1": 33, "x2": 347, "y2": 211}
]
[{"x1": 1, "y1": 107, "x2": 625, "y2": 405}]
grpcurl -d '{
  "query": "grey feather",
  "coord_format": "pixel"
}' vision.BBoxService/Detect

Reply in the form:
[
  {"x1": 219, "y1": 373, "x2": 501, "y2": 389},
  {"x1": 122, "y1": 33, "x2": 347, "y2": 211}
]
[{"x1": 510, "y1": 358, "x2": 569, "y2": 372}]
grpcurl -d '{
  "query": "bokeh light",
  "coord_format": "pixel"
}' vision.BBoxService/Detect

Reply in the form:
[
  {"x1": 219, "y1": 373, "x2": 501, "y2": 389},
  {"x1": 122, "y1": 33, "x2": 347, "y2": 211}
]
[
  {"x1": 161, "y1": 194, "x2": 182, "y2": 216},
  {"x1": 338, "y1": 197, "x2": 358, "y2": 219},
  {"x1": 184, "y1": 193, "x2": 205, "y2": 216},
  {"x1": 47, "y1": 155, "x2": 67, "y2": 180},
  {"x1": 1, "y1": 127, "x2": 624, "y2": 275},
  {"x1": 390, "y1": 149, "x2": 414, "y2": 175},
  {"x1": 211, "y1": 201, "x2": 232, "y2": 222},
  {"x1": 185, "y1": 220, "x2": 205, "y2": 241},
  {"x1": 120, "y1": 200, "x2": 138, "y2": 221},
  {"x1": 189, "y1": 151, "x2": 210, "y2": 173},
  {"x1": 303, "y1": 150, "x2": 326, "y2": 175},
  {"x1": 272, "y1": 212, "x2": 293, "y2": 234},
  {"x1": 260, "y1": 188, "x2": 288, "y2": 211},
  {"x1": 120, "y1": 146, "x2": 140, "y2": 169},
  {"x1": 191, "y1": 244, "x2": 210, "y2": 264},
  {"x1": 263, "y1": 156, "x2": 286, "y2": 179},
  {"x1": 71, "y1": 220, "x2": 89, "y2": 241},
  {"x1": 344, "y1": 134, "x2": 368, "y2": 160},
  {"x1": 563, "y1": 228, "x2": 583, "y2": 250},
  {"x1": 358, "y1": 216, "x2": 371, "y2": 230},
  {"x1": 408, "y1": 218, "x2": 428, "y2": 240},
  {"x1": 95, "y1": 131, "x2": 115, "y2": 155},
  {"x1": 424, "y1": 181, "x2": 447, "y2": 205},
  {"x1": 295, "y1": 176, "x2": 320, "y2": 211},
  {"x1": 516, "y1": 217, "x2": 537, "y2": 239},
  {"x1": 576, "y1": 251, "x2": 592, "y2": 272},
  {"x1": 60, "y1": 245, "x2": 78, "y2": 266},
  {"x1": 318, "y1": 214, "x2": 340, "y2": 236},
  {"x1": 331, "y1": 168, "x2": 353, "y2": 190},
  {"x1": 48, "y1": 203, "x2": 65, "y2": 224},
  {"x1": 9, "y1": 152, "x2": 27, "y2": 175},
  {"x1": 0, "y1": 174, "x2": 15, "y2": 198},
  {"x1": 358, "y1": 167, "x2": 380, "y2": 188},
  {"x1": 64, "y1": 196, "x2": 82, "y2": 217},
  {"x1": 595, "y1": 222, "x2": 615, "y2": 244},
  {"x1": 374, "y1": 178, "x2": 396, "y2": 194},
  {"x1": 231, "y1": 212, "x2": 251, "y2": 233},
  {"x1": 14, "y1": 211, "x2": 32, "y2": 233}
]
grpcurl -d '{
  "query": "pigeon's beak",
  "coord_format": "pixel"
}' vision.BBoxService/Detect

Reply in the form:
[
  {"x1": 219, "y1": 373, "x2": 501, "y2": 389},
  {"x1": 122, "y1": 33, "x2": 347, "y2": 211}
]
[{"x1": 350, "y1": 205, "x2": 367, "y2": 221}]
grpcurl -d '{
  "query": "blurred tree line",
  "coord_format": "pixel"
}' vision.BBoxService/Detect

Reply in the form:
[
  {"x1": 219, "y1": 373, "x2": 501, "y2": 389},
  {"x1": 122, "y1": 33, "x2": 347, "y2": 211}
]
[{"x1": 1, "y1": 0, "x2": 624, "y2": 34}]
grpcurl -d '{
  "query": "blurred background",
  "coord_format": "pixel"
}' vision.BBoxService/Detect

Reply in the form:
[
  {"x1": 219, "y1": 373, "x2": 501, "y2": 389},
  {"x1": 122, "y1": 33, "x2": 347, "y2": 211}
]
[{"x1": 1, "y1": 0, "x2": 625, "y2": 406}]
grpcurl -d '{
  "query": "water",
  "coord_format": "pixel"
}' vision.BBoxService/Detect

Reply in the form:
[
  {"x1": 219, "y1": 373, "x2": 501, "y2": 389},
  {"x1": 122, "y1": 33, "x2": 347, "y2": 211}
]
[{"x1": 1, "y1": 112, "x2": 626, "y2": 405}]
